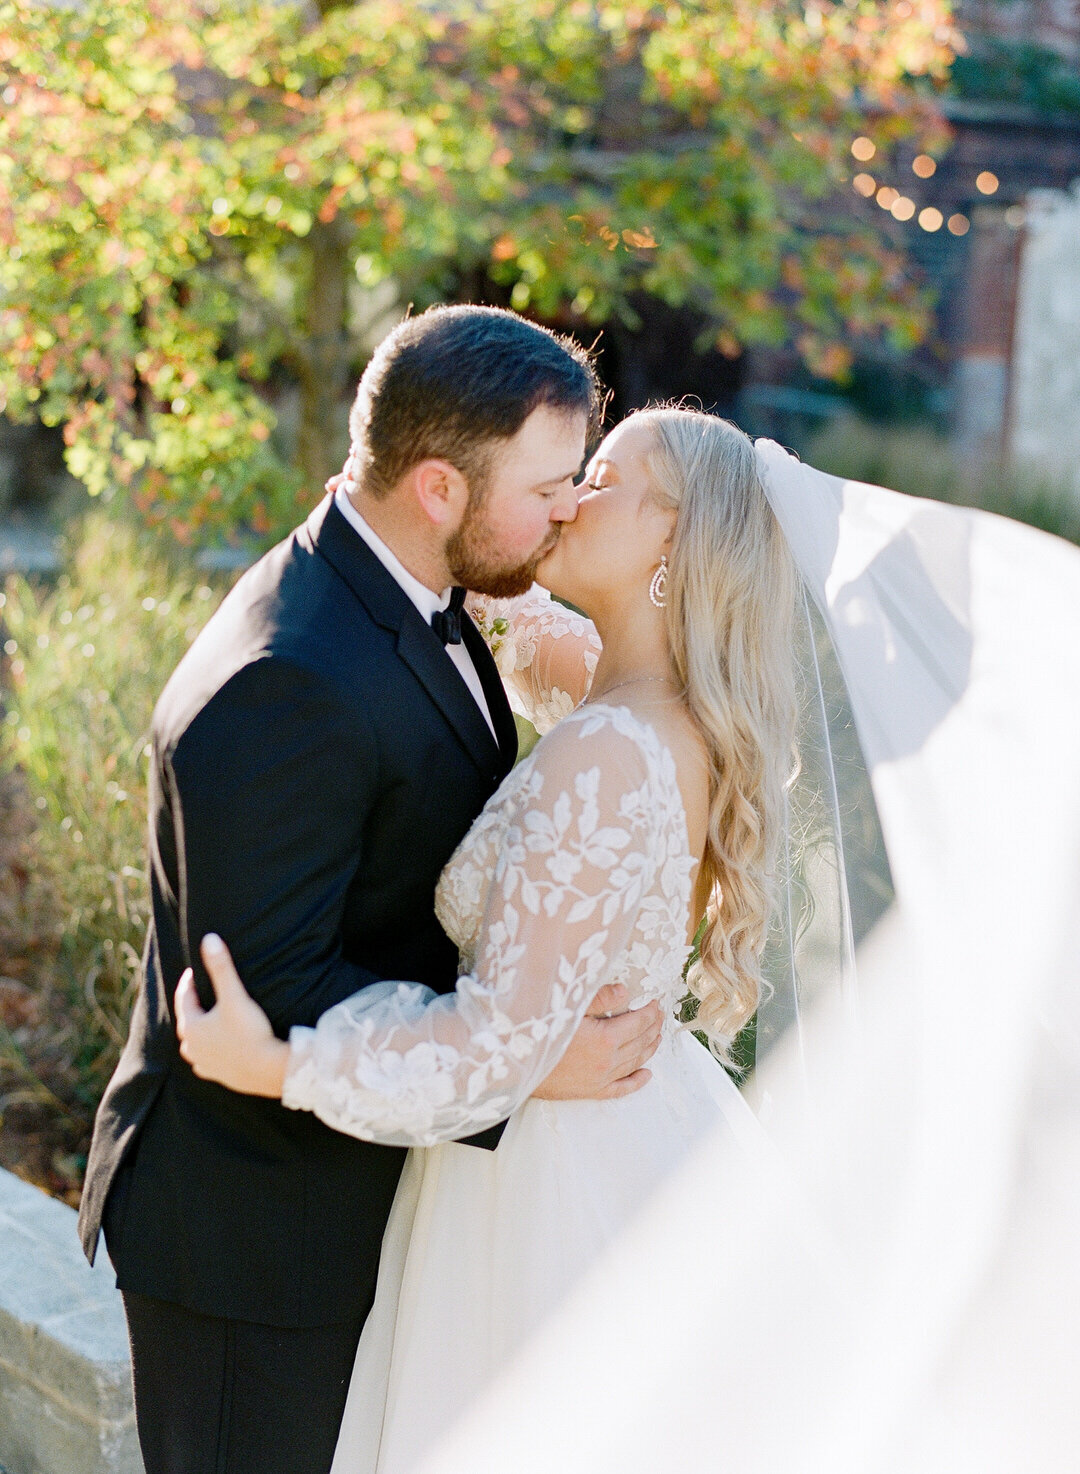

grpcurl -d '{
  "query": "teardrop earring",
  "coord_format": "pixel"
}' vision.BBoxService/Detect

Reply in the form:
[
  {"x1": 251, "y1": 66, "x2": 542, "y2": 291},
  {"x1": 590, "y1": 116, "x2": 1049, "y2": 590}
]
[{"x1": 648, "y1": 555, "x2": 668, "y2": 609}]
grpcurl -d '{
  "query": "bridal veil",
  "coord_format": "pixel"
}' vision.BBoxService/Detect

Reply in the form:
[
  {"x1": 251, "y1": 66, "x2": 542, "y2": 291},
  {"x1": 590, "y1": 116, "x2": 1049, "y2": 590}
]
[{"x1": 419, "y1": 440, "x2": 1080, "y2": 1473}]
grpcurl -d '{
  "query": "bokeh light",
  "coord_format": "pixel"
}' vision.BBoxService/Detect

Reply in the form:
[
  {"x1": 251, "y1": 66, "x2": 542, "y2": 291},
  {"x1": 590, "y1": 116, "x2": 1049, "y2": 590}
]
[
  {"x1": 976, "y1": 171, "x2": 999, "y2": 195},
  {"x1": 853, "y1": 173, "x2": 876, "y2": 197},
  {"x1": 851, "y1": 137, "x2": 876, "y2": 162},
  {"x1": 948, "y1": 213, "x2": 970, "y2": 236},
  {"x1": 891, "y1": 196, "x2": 916, "y2": 222},
  {"x1": 876, "y1": 185, "x2": 898, "y2": 210},
  {"x1": 912, "y1": 155, "x2": 936, "y2": 179},
  {"x1": 918, "y1": 207, "x2": 944, "y2": 232}
]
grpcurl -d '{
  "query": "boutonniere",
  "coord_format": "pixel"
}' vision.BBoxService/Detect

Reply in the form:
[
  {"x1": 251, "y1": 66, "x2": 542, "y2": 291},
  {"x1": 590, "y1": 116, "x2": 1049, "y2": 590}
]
[{"x1": 466, "y1": 596, "x2": 519, "y2": 678}]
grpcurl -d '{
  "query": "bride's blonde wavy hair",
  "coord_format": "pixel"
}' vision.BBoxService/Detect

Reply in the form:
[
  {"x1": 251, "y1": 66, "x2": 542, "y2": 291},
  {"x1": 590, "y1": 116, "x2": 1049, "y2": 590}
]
[{"x1": 632, "y1": 406, "x2": 798, "y2": 1061}]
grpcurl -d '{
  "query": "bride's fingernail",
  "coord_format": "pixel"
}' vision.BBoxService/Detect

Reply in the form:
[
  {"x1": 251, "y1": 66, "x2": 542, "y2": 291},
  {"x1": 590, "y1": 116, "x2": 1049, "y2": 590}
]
[{"x1": 203, "y1": 933, "x2": 224, "y2": 956}]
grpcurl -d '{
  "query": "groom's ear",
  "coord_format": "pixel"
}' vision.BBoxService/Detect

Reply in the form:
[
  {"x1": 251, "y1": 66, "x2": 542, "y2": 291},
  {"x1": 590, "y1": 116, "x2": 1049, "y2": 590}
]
[{"x1": 410, "y1": 458, "x2": 470, "y2": 531}]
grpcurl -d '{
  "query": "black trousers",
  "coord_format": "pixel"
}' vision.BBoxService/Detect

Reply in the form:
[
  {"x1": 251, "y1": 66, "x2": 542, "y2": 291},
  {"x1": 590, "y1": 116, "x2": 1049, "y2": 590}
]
[{"x1": 122, "y1": 1291, "x2": 367, "y2": 1474}]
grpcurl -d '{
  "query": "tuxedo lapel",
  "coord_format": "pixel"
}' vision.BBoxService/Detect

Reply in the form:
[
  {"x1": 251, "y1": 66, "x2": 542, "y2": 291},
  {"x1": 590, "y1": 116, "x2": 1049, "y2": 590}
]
[
  {"x1": 394, "y1": 619, "x2": 506, "y2": 780},
  {"x1": 306, "y1": 494, "x2": 510, "y2": 782},
  {"x1": 461, "y1": 614, "x2": 519, "y2": 778}
]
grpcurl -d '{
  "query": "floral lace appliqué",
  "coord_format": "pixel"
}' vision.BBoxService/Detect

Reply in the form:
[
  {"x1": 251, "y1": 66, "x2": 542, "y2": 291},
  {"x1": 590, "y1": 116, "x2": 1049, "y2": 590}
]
[{"x1": 282, "y1": 706, "x2": 696, "y2": 1147}]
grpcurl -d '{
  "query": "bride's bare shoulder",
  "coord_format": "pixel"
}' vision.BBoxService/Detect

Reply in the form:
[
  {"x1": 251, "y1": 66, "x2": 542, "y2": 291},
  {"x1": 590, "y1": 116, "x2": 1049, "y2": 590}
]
[{"x1": 651, "y1": 703, "x2": 710, "y2": 840}]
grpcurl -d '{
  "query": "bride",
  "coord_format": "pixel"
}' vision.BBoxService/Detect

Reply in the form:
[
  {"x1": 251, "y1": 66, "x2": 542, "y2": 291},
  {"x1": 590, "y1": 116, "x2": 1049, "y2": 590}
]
[
  {"x1": 175, "y1": 404, "x2": 797, "y2": 1470},
  {"x1": 177, "y1": 396, "x2": 1080, "y2": 1474}
]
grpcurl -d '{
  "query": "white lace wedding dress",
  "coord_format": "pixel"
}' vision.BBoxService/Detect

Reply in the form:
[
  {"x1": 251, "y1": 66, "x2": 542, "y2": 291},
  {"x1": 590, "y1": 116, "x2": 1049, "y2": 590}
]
[{"x1": 279, "y1": 590, "x2": 766, "y2": 1474}]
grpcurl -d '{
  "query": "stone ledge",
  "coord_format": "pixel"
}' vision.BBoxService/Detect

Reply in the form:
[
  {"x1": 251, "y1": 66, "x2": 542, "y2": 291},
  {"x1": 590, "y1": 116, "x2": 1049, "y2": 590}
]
[{"x1": 0, "y1": 1169, "x2": 142, "y2": 1474}]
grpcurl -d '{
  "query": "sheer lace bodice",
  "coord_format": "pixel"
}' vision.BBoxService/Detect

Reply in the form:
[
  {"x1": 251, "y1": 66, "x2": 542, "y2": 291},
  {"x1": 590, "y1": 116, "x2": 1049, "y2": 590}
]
[
  {"x1": 282, "y1": 704, "x2": 697, "y2": 1147},
  {"x1": 466, "y1": 584, "x2": 602, "y2": 734}
]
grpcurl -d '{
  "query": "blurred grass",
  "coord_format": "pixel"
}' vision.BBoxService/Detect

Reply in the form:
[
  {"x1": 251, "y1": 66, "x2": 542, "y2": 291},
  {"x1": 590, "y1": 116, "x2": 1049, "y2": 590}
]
[
  {"x1": 0, "y1": 517, "x2": 229, "y2": 1196},
  {"x1": 806, "y1": 416, "x2": 1080, "y2": 546}
]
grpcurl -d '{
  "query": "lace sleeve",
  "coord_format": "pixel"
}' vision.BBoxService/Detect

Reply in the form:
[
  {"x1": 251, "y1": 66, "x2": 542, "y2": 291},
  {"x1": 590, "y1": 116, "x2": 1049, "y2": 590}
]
[
  {"x1": 281, "y1": 712, "x2": 659, "y2": 1146},
  {"x1": 467, "y1": 585, "x2": 601, "y2": 734}
]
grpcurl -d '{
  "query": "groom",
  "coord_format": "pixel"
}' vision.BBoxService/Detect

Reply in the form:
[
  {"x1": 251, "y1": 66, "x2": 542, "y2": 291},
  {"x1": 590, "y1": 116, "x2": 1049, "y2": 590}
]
[{"x1": 78, "y1": 305, "x2": 663, "y2": 1474}]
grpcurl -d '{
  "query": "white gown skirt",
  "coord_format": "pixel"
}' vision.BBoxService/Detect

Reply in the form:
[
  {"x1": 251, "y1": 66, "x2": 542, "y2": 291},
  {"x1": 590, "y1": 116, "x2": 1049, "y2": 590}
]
[{"x1": 330, "y1": 1028, "x2": 765, "y2": 1474}]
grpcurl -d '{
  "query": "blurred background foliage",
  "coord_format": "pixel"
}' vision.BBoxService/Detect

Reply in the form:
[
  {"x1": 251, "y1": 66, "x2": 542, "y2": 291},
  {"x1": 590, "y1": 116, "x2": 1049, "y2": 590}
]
[
  {"x1": 0, "y1": 0, "x2": 956, "y2": 541},
  {"x1": 0, "y1": 521, "x2": 229, "y2": 1198},
  {"x1": 951, "y1": 35, "x2": 1080, "y2": 115},
  {"x1": 808, "y1": 415, "x2": 1080, "y2": 543}
]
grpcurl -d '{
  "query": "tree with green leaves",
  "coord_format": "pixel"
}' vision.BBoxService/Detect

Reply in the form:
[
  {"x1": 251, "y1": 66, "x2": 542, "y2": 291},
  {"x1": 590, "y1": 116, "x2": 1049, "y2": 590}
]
[{"x1": 0, "y1": 0, "x2": 955, "y2": 542}]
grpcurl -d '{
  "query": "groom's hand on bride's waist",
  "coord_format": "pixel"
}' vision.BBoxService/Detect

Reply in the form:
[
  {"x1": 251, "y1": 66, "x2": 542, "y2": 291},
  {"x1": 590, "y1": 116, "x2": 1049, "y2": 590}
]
[{"x1": 530, "y1": 986, "x2": 663, "y2": 1102}]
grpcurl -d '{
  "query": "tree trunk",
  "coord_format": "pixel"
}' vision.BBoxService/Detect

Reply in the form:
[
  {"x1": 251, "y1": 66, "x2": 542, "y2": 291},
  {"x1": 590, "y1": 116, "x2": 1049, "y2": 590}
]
[{"x1": 296, "y1": 219, "x2": 353, "y2": 498}]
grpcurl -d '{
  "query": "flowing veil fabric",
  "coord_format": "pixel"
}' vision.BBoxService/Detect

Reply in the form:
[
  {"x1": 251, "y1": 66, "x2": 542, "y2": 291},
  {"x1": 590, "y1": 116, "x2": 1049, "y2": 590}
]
[{"x1": 417, "y1": 442, "x2": 1080, "y2": 1474}]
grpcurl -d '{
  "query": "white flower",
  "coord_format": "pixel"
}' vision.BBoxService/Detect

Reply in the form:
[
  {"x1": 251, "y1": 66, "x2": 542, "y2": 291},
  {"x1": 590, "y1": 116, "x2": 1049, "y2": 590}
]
[{"x1": 494, "y1": 635, "x2": 519, "y2": 678}]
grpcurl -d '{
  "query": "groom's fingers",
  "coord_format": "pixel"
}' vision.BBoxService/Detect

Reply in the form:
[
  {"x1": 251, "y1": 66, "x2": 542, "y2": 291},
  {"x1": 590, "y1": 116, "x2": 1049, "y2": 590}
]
[
  {"x1": 598, "y1": 1068, "x2": 652, "y2": 1100},
  {"x1": 617, "y1": 1023, "x2": 662, "y2": 1078},
  {"x1": 603, "y1": 1001, "x2": 663, "y2": 1079},
  {"x1": 588, "y1": 982, "x2": 629, "y2": 1018}
]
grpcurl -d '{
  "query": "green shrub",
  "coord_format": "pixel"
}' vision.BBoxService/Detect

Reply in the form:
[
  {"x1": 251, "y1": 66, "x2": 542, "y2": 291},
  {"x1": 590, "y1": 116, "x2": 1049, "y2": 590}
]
[
  {"x1": 0, "y1": 517, "x2": 227, "y2": 1186},
  {"x1": 806, "y1": 416, "x2": 1080, "y2": 547}
]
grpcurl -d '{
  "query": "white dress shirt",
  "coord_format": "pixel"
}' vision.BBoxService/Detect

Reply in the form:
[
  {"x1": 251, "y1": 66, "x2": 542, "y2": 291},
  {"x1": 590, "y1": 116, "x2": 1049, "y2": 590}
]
[{"x1": 334, "y1": 486, "x2": 497, "y2": 740}]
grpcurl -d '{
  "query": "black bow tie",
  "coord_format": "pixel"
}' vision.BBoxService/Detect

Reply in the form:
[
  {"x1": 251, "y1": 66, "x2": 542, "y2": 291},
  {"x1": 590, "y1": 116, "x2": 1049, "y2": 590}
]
[{"x1": 431, "y1": 586, "x2": 467, "y2": 646}]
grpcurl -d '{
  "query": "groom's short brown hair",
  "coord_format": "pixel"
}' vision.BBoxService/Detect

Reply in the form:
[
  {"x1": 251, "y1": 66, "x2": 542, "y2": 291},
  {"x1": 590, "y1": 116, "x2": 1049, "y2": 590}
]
[{"x1": 347, "y1": 305, "x2": 601, "y2": 499}]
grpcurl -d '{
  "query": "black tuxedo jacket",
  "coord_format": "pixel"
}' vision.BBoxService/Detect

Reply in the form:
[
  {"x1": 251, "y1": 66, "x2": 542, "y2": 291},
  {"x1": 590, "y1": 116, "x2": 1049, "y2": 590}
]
[{"x1": 78, "y1": 494, "x2": 519, "y2": 1327}]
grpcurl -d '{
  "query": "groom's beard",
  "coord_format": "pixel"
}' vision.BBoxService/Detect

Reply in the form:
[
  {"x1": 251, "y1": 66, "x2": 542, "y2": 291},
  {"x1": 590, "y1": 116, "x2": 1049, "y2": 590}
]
[{"x1": 446, "y1": 490, "x2": 559, "y2": 599}]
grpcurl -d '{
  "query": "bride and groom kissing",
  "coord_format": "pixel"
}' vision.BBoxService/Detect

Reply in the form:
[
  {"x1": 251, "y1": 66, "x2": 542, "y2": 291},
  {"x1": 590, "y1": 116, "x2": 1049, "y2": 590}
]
[{"x1": 78, "y1": 304, "x2": 791, "y2": 1473}]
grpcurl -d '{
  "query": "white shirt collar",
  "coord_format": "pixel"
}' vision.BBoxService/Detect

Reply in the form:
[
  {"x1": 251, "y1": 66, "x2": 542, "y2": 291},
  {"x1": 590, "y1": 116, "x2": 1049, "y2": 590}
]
[{"x1": 334, "y1": 485, "x2": 452, "y2": 622}]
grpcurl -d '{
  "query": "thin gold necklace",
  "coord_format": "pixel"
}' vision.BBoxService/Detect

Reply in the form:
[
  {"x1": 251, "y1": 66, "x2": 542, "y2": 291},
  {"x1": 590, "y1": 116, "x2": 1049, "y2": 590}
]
[{"x1": 590, "y1": 675, "x2": 675, "y2": 702}]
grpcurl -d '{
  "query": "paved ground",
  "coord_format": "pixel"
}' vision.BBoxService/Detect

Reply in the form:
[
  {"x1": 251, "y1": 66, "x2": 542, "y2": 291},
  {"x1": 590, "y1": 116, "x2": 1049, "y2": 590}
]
[{"x1": 0, "y1": 1167, "x2": 140, "y2": 1473}]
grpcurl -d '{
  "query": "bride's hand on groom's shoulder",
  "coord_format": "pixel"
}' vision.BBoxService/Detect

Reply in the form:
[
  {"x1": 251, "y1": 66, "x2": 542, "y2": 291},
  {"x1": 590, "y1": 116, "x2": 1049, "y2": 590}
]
[
  {"x1": 174, "y1": 935, "x2": 290, "y2": 1098},
  {"x1": 530, "y1": 986, "x2": 663, "y2": 1103}
]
